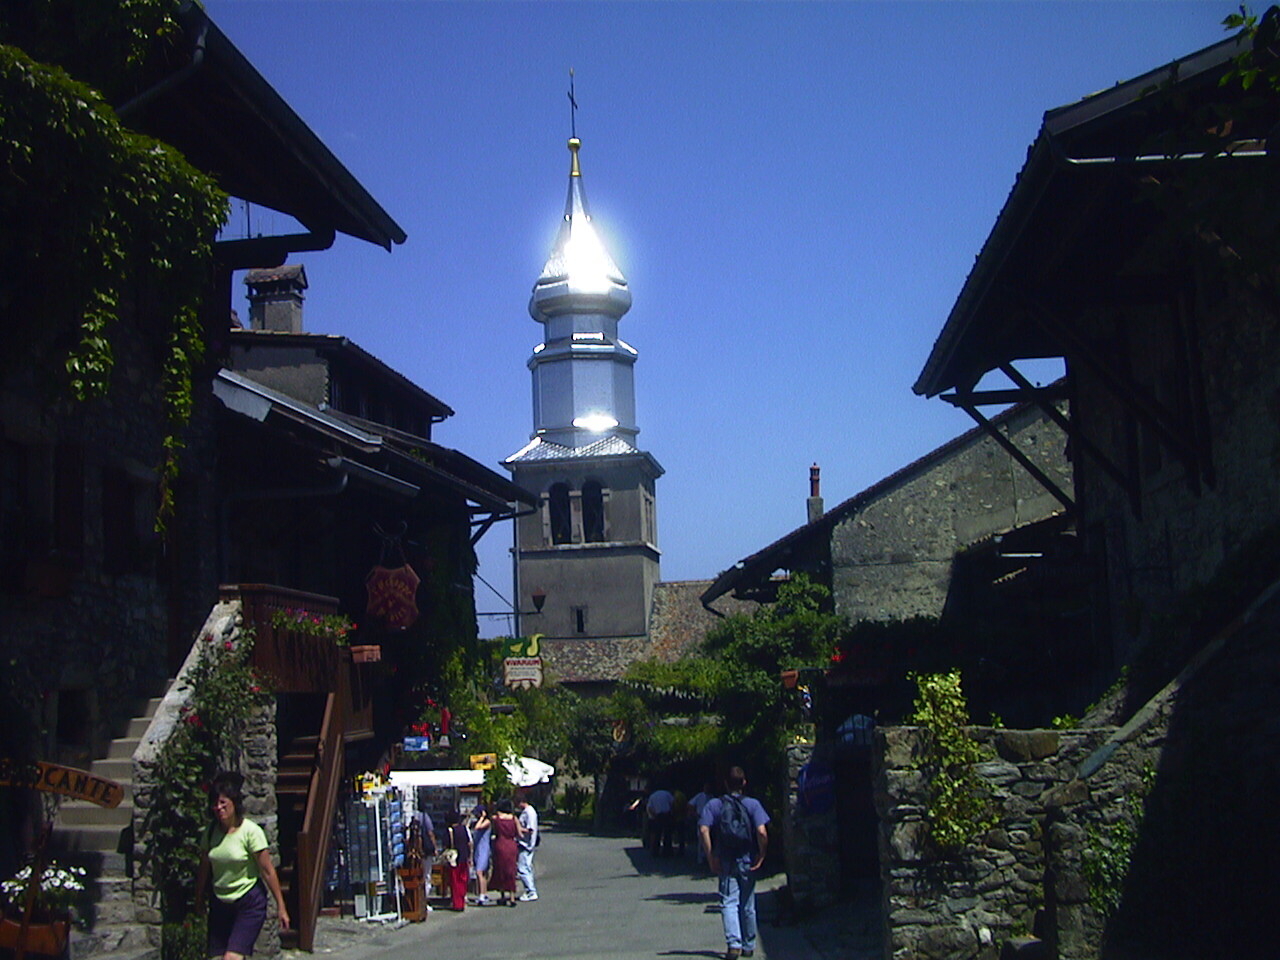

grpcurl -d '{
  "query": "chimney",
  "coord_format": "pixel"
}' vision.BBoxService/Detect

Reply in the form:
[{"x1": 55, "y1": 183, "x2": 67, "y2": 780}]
[
  {"x1": 245, "y1": 264, "x2": 308, "y2": 332},
  {"x1": 807, "y1": 463, "x2": 824, "y2": 523}
]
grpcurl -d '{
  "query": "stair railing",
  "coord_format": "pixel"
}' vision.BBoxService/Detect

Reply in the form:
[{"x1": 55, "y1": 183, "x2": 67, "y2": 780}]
[{"x1": 294, "y1": 679, "x2": 345, "y2": 952}]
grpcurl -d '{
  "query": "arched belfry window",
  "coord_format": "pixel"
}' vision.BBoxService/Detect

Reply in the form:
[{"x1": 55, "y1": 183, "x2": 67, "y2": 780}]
[
  {"x1": 582, "y1": 480, "x2": 605, "y2": 542},
  {"x1": 549, "y1": 483, "x2": 572, "y2": 545}
]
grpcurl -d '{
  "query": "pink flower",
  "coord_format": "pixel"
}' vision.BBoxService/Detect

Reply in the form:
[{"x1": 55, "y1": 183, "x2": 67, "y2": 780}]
[{"x1": 224, "y1": 640, "x2": 234, "y2": 650}]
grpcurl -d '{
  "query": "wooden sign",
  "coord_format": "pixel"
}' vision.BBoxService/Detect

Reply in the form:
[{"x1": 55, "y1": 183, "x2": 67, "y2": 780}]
[
  {"x1": 469, "y1": 753, "x2": 497, "y2": 770},
  {"x1": 0, "y1": 759, "x2": 124, "y2": 808},
  {"x1": 365, "y1": 564, "x2": 421, "y2": 629}
]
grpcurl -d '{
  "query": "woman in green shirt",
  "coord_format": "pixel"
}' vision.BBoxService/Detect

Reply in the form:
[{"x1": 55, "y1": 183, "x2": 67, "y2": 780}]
[{"x1": 195, "y1": 773, "x2": 290, "y2": 959}]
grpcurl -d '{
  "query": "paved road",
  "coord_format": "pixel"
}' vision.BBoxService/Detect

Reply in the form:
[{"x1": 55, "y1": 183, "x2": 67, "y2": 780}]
[{"x1": 301, "y1": 825, "x2": 883, "y2": 960}]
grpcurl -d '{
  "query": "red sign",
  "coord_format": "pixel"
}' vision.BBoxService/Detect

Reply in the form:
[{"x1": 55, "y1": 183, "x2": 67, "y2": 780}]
[{"x1": 365, "y1": 564, "x2": 421, "y2": 629}]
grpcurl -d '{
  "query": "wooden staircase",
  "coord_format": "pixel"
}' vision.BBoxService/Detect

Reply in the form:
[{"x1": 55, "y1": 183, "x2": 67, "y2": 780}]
[{"x1": 274, "y1": 733, "x2": 320, "y2": 949}]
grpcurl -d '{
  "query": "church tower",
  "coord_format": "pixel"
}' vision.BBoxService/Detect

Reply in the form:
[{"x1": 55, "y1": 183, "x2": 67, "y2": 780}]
[{"x1": 505, "y1": 136, "x2": 663, "y2": 644}]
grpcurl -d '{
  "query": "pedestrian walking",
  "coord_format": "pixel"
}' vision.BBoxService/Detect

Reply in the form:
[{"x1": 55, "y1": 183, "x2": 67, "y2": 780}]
[
  {"x1": 438, "y1": 809, "x2": 471, "y2": 912},
  {"x1": 195, "y1": 771, "x2": 291, "y2": 960},
  {"x1": 489, "y1": 798, "x2": 522, "y2": 907},
  {"x1": 516, "y1": 792, "x2": 539, "y2": 901},
  {"x1": 469, "y1": 801, "x2": 493, "y2": 905},
  {"x1": 688, "y1": 780, "x2": 714, "y2": 867},
  {"x1": 698, "y1": 767, "x2": 770, "y2": 960},
  {"x1": 645, "y1": 785, "x2": 675, "y2": 857}
]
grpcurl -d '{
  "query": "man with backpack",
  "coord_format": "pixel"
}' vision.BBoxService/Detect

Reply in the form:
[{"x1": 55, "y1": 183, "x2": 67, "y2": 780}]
[{"x1": 697, "y1": 767, "x2": 770, "y2": 960}]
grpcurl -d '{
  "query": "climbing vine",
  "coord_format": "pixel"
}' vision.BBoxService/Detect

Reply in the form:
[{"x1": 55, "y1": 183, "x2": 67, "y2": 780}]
[
  {"x1": 141, "y1": 630, "x2": 271, "y2": 922},
  {"x1": 907, "y1": 669, "x2": 997, "y2": 852},
  {"x1": 0, "y1": 1, "x2": 230, "y2": 527},
  {"x1": 1082, "y1": 763, "x2": 1156, "y2": 919}
]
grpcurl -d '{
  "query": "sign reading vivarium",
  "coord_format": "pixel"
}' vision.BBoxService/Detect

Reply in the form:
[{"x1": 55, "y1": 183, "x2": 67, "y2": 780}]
[{"x1": 503, "y1": 634, "x2": 544, "y2": 689}]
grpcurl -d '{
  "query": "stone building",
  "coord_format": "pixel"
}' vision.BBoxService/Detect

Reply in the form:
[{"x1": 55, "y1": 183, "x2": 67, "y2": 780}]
[
  {"x1": 701, "y1": 401, "x2": 1079, "y2": 907},
  {"x1": 1, "y1": 6, "x2": 532, "y2": 957},
  {"x1": 1, "y1": 0, "x2": 404, "y2": 874},
  {"x1": 504, "y1": 137, "x2": 664, "y2": 685},
  {"x1": 897, "y1": 26, "x2": 1280, "y2": 959}
]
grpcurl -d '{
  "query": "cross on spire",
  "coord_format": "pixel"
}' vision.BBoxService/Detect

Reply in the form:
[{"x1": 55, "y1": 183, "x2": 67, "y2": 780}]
[{"x1": 568, "y1": 68, "x2": 578, "y2": 139}]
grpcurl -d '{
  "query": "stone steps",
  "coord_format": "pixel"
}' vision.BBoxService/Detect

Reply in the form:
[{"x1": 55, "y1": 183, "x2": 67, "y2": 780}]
[{"x1": 51, "y1": 689, "x2": 170, "y2": 958}]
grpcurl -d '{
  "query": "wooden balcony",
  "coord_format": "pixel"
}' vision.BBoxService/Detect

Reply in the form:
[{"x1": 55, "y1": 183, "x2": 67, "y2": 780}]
[{"x1": 222, "y1": 583, "x2": 342, "y2": 693}]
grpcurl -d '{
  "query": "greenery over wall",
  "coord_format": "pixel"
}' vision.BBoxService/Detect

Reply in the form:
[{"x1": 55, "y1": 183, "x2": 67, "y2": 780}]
[{"x1": 0, "y1": 0, "x2": 230, "y2": 525}]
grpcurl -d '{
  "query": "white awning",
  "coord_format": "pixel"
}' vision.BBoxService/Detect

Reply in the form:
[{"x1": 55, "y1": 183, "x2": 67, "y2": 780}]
[
  {"x1": 389, "y1": 769, "x2": 485, "y2": 789},
  {"x1": 504, "y1": 756, "x2": 555, "y2": 787}
]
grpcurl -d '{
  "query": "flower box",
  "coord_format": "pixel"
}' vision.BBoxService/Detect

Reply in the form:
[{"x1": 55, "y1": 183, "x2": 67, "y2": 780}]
[
  {"x1": 0, "y1": 915, "x2": 70, "y2": 956},
  {"x1": 350, "y1": 644, "x2": 381, "y2": 664}
]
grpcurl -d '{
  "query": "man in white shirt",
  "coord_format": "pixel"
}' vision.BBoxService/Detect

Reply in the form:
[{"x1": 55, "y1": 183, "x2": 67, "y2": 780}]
[{"x1": 516, "y1": 794, "x2": 539, "y2": 901}]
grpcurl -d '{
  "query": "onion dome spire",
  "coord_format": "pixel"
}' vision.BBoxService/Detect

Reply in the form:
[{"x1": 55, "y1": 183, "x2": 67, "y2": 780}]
[{"x1": 529, "y1": 136, "x2": 631, "y2": 323}]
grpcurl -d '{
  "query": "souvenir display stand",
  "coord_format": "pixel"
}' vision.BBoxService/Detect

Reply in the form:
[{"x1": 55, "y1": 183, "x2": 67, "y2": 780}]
[
  {"x1": 342, "y1": 778, "x2": 403, "y2": 921},
  {"x1": 388, "y1": 769, "x2": 485, "y2": 900}
]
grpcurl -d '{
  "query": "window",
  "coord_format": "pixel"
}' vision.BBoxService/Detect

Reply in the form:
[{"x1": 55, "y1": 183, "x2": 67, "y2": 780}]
[
  {"x1": 102, "y1": 467, "x2": 153, "y2": 575},
  {"x1": 572, "y1": 605, "x2": 587, "y2": 634},
  {"x1": 582, "y1": 480, "x2": 605, "y2": 542},
  {"x1": 549, "y1": 483, "x2": 572, "y2": 545}
]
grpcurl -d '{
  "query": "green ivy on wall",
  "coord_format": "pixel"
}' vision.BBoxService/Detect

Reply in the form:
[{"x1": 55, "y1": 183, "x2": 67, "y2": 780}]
[
  {"x1": 1, "y1": 1, "x2": 230, "y2": 527},
  {"x1": 907, "y1": 669, "x2": 997, "y2": 852}
]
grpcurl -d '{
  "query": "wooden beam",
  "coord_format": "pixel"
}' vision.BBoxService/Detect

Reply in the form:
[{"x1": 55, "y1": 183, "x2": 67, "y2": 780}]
[
  {"x1": 998, "y1": 363, "x2": 1143, "y2": 513},
  {"x1": 953, "y1": 403, "x2": 1075, "y2": 515}
]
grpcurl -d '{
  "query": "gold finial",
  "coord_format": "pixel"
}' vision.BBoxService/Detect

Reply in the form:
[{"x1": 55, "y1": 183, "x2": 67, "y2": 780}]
[{"x1": 568, "y1": 137, "x2": 581, "y2": 177}]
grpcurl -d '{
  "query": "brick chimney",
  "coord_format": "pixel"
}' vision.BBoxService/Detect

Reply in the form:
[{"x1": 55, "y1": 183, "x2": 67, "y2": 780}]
[
  {"x1": 807, "y1": 463, "x2": 823, "y2": 523},
  {"x1": 245, "y1": 264, "x2": 307, "y2": 332}
]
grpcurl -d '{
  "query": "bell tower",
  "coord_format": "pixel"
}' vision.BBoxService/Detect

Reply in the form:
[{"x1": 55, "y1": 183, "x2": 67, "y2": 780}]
[{"x1": 505, "y1": 135, "x2": 662, "y2": 646}]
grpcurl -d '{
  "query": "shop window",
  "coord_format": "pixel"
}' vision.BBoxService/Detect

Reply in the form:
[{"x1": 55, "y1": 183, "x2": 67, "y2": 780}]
[
  {"x1": 582, "y1": 480, "x2": 605, "y2": 542},
  {"x1": 549, "y1": 483, "x2": 572, "y2": 545}
]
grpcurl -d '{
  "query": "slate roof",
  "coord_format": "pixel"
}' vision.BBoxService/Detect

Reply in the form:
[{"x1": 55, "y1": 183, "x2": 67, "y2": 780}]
[
  {"x1": 645, "y1": 581, "x2": 767, "y2": 663},
  {"x1": 504, "y1": 434, "x2": 641, "y2": 464},
  {"x1": 540, "y1": 637, "x2": 650, "y2": 684}
]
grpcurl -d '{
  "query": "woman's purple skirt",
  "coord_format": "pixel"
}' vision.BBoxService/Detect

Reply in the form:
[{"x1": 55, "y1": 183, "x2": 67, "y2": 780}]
[
  {"x1": 472, "y1": 827, "x2": 492, "y2": 873},
  {"x1": 209, "y1": 881, "x2": 267, "y2": 956}
]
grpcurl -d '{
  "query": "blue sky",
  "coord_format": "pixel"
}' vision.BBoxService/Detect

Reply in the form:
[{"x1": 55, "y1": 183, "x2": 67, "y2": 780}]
[{"x1": 205, "y1": 1, "x2": 1235, "y2": 634}]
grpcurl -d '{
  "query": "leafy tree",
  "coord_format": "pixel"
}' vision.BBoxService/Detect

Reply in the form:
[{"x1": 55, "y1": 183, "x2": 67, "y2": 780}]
[{"x1": 615, "y1": 574, "x2": 844, "y2": 810}]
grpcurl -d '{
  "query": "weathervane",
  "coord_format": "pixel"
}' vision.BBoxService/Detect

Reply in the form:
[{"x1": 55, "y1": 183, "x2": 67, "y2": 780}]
[{"x1": 568, "y1": 68, "x2": 578, "y2": 139}]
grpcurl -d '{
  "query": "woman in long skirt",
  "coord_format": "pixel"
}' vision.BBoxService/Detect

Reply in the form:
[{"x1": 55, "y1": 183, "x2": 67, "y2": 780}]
[{"x1": 488, "y1": 798, "x2": 524, "y2": 907}]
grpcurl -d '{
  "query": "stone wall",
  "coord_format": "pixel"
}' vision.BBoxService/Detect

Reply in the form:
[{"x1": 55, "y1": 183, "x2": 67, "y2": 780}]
[
  {"x1": 830, "y1": 404, "x2": 1071, "y2": 626},
  {"x1": 133, "y1": 599, "x2": 281, "y2": 958},
  {"x1": 873, "y1": 726, "x2": 1116, "y2": 960},
  {"x1": 783, "y1": 741, "x2": 842, "y2": 912}
]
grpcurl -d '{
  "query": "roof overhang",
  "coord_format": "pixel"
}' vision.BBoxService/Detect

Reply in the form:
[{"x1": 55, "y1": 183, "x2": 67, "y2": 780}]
[
  {"x1": 914, "y1": 32, "x2": 1272, "y2": 398},
  {"x1": 120, "y1": 2, "x2": 406, "y2": 253},
  {"x1": 214, "y1": 370, "x2": 536, "y2": 522}
]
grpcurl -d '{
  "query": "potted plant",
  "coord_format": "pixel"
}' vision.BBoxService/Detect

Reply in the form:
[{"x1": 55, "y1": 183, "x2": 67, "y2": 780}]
[{"x1": 0, "y1": 861, "x2": 88, "y2": 955}]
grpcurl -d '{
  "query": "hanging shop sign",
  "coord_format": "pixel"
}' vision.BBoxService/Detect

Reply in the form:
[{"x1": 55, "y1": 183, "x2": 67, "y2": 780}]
[
  {"x1": 502, "y1": 633, "x2": 543, "y2": 689},
  {"x1": 365, "y1": 563, "x2": 421, "y2": 629},
  {"x1": 0, "y1": 759, "x2": 123, "y2": 808}
]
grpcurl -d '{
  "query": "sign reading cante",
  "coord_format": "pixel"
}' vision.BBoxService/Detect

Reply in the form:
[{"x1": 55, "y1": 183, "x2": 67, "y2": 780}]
[{"x1": 0, "y1": 759, "x2": 124, "y2": 808}]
